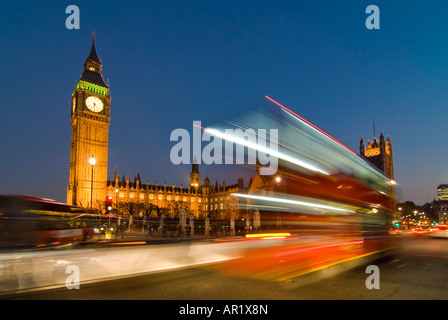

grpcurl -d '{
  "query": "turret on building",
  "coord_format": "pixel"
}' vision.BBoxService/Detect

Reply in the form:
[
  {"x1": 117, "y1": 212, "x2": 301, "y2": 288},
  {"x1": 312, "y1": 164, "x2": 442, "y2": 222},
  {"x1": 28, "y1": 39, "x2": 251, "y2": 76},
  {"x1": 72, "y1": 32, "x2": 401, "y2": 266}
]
[{"x1": 360, "y1": 132, "x2": 394, "y2": 180}]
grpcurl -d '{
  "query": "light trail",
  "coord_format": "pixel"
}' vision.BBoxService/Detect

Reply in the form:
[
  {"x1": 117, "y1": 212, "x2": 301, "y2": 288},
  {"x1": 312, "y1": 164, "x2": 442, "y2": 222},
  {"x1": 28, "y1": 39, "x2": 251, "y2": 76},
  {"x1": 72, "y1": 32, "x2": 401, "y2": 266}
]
[
  {"x1": 194, "y1": 124, "x2": 330, "y2": 175},
  {"x1": 246, "y1": 233, "x2": 291, "y2": 239},
  {"x1": 265, "y1": 95, "x2": 357, "y2": 155},
  {"x1": 274, "y1": 240, "x2": 364, "y2": 257},
  {"x1": 231, "y1": 193, "x2": 355, "y2": 214}
]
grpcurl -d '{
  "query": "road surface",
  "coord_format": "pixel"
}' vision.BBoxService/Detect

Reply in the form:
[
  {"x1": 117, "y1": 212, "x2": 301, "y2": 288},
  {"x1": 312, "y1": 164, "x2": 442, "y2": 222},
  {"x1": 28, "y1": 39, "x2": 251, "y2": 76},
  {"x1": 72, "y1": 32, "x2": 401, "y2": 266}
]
[{"x1": 4, "y1": 235, "x2": 448, "y2": 300}]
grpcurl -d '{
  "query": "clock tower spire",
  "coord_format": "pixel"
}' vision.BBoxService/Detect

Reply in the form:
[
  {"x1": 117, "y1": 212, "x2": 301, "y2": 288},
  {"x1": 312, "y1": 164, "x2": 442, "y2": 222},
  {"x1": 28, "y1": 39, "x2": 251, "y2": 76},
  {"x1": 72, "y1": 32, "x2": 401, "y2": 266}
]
[{"x1": 67, "y1": 36, "x2": 111, "y2": 210}]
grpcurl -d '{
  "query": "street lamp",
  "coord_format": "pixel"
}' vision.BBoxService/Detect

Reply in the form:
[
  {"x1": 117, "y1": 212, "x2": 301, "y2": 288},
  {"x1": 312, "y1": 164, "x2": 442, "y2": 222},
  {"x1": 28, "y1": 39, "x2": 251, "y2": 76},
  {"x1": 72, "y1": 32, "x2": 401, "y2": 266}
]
[
  {"x1": 89, "y1": 155, "x2": 96, "y2": 210},
  {"x1": 275, "y1": 175, "x2": 281, "y2": 228},
  {"x1": 115, "y1": 188, "x2": 119, "y2": 213}
]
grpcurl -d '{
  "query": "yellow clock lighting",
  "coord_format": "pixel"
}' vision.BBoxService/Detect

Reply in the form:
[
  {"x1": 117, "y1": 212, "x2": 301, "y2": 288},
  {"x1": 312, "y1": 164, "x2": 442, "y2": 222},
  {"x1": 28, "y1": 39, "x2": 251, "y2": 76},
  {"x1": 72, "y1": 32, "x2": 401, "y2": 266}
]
[{"x1": 86, "y1": 96, "x2": 104, "y2": 113}]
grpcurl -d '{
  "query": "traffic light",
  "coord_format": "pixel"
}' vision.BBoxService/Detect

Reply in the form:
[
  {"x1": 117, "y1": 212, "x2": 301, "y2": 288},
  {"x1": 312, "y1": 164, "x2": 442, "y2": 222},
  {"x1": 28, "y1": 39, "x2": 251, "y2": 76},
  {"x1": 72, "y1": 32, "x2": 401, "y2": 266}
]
[{"x1": 106, "y1": 195, "x2": 113, "y2": 211}]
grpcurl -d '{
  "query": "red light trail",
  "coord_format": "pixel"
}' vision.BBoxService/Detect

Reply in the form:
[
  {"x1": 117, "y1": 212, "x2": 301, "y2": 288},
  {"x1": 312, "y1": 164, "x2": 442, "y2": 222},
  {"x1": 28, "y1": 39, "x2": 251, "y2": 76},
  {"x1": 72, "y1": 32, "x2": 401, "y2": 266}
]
[{"x1": 265, "y1": 95, "x2": 357, "y2": 155}]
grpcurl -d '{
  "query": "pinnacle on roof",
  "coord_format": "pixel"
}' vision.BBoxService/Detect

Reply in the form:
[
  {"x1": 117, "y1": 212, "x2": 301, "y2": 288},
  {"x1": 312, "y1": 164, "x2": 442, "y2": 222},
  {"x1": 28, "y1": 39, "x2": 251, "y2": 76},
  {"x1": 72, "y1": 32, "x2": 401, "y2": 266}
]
[
  {"x1": 88, "y1": 33, "x2": 101, "y2": 64},
  {"x1": 80, "y1": 35, "x2": 108, "y2": 88}
]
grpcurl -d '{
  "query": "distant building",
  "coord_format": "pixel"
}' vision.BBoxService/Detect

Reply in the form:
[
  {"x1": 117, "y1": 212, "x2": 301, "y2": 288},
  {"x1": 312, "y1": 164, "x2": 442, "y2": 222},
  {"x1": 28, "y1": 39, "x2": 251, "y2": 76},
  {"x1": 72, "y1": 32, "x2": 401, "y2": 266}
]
[
  {"x1": 431, "y1": 200, "x2": 448, "y2": 224},
  {"x1": 360, "y1": 131, "x2": 396, "y2": 210},
  {"x1": 437, "y1": 184, "x2": 448, "y2": 201},
  {"x1": 359, "y1": 132, "x2": 394, "y2": 180}
]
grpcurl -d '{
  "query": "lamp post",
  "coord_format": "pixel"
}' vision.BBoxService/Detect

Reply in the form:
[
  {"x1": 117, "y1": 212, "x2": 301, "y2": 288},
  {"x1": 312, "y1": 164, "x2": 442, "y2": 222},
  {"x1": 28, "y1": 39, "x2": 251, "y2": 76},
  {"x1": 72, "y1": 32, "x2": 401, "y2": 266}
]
[
  {"x1": 115, "y1": 188, "x2": 119, "y2": 214},
  {"x1": 89, "y1": 155, "x2": 96, "y2": 210},
  {"x1": 275, "y1": 176, "x2": 281, "y2": 228}
]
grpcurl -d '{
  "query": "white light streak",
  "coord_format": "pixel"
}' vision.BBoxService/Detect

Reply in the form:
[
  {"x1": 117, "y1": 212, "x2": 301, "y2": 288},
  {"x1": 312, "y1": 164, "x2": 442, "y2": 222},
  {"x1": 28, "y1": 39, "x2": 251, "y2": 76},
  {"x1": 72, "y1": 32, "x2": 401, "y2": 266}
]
[
  {"x1": 231, "y1": 193, "x2": 354, "y2": 213},
  {"x1": 204, "y1": 127, "x2": 330, "y2": 175}
]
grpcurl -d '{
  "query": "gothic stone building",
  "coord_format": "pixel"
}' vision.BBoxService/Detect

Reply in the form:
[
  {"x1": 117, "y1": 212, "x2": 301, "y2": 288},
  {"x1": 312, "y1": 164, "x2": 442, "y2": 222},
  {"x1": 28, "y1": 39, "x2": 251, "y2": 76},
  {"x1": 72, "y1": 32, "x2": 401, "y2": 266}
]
[
  {"x1": 67, "y1": 36, "x2": 110, "y2": 208},
  {"x1": 67, "y1": 38, "x2": 247, "y2": 219},
  {"x1": 359, "y1": 132, "x2": 394, "y2": 180},
  {"x1": 106, "y1": 166, "x2": 247, "y2": 220}
]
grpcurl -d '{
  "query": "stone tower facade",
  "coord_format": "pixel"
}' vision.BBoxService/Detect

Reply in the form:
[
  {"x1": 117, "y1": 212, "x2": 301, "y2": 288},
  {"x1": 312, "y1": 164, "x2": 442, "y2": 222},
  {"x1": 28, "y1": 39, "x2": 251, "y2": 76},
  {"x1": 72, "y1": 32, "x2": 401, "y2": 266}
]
[
  {"x1": 67, "y1": 36, "x2": 111, "y2": 209},
  {"x1": 360, "y1": 132, "x2": 394, "y2": 180}
]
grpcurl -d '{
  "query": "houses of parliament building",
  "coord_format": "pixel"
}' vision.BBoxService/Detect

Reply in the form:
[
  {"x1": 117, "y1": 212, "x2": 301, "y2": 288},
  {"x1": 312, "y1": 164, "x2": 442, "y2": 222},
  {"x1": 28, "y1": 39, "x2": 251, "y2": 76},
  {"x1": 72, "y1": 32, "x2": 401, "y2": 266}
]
[
  {"x1": 67, "y1": 37, "x2": 395, "y2": 220},
  {"x1": 66, "y1": 37, "x2": 247, "y2": 219}
]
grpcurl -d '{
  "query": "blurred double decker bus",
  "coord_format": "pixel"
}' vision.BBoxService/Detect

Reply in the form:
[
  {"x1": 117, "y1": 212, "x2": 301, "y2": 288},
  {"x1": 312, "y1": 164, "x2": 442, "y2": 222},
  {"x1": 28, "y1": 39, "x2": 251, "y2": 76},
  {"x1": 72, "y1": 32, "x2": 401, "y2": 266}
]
[
  {"x1": 214, "y1": 99, "x2": 399, "y2": 280},
  {"x1": 0, "y1": 195, "x2": 100, "y2": 248}
]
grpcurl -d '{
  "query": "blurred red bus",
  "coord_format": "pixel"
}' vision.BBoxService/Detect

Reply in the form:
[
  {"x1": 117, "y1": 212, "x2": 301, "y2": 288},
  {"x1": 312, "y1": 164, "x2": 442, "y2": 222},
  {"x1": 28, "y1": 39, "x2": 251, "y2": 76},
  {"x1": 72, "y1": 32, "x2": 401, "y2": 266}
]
[
  {"x1": 219, "y1": 106, "x2": 400, "y2": 281},
  {"x1": 0, "y1": 195, "x2": 100, "y2": 246}
]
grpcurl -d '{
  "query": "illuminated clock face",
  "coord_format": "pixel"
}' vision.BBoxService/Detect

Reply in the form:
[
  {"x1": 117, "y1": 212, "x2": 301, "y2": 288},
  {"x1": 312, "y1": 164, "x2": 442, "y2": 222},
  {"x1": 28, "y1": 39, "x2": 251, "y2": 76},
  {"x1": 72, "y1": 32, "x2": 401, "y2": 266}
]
[{"x1": 85, "y1": 96, "x2": 104, "y2": 113}]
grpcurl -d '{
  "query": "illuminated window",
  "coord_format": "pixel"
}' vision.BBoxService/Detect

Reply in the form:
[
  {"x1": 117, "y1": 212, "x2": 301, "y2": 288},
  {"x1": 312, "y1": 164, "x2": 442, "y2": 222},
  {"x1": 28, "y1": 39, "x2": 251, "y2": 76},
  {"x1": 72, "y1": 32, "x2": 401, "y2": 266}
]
[
  {"x1": 119, "y1": 192, "x2": 124, "y2": 198},
  {"x1": 158, "y1": 195, "x2": 163, "y2": 200},
  {"x1": 89, "y1": 67, "x2": 95, "y2": 71},
  {"x1": 130, "y1": 193, "x2": 134, "y2": 199},
  {"x1": 167, "y1": 195, "x2": 171, "y2": 201},
  {"x1": 149, "y1": 194, "x2": 154, "y2": 200},
  {"x1": 140, "y1": 193, "x2": 144, "y2": 199}
]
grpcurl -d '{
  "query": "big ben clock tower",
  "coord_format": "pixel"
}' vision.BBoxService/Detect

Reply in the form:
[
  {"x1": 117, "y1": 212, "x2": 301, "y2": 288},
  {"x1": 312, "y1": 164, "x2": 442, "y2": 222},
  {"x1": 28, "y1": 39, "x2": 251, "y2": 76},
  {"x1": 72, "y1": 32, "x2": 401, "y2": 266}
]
[{"x1": 67, "y1": 36, "x2": 111, "y2": 209}]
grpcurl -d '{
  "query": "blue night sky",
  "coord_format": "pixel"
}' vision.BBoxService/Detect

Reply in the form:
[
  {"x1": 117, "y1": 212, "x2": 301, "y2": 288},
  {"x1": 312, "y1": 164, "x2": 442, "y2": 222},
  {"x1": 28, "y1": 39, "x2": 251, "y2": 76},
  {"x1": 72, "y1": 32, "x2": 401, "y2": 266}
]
[{"x1": 1, "y1": 0, "x2": 447, "y2": 205}]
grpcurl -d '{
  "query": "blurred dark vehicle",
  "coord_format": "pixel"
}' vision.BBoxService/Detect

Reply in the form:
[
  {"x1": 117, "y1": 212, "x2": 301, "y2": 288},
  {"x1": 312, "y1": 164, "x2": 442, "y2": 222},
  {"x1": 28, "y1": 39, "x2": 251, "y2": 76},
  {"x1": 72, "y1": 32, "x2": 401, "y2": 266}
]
[{"x1": 0, "y1": 195, "x2": 100, "y2": 247}]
